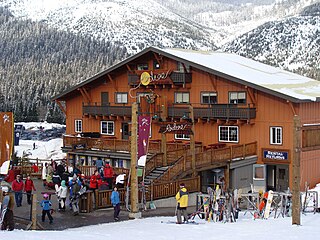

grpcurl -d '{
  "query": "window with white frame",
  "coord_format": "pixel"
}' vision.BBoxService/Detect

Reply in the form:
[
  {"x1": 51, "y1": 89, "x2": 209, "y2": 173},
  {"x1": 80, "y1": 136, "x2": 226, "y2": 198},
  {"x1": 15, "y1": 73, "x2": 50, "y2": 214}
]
[
  {"x1": 136, "y1": 92, "x2": 150, "y2": 103},
  {"x1": 229, "y1": 92, "x2": 246, "y2": 104},
  {"x1": 115, "y1": 92, "x2": 128, "y2": 104},
  {"x1": 201, "y1": 92, "x2": 217, "y2": 104},
  {"x1": 270, "y1": 126, "x2": 282, "y2": 145},
  {"x1": 219, "y1": 126, "x2": 239, "y2": 143},
  {"x1": 175, "y1": 133, "x2": 190, "y2": 140},
  {"x1": 101, "y1": 121, "x2": 115, "y2": 135},
  {"x1": 75, "y1": 120, "x2": 82, "y2": 133},
  {"x1": 175, "y1": 92, "x2": 190, "y2": 104}
]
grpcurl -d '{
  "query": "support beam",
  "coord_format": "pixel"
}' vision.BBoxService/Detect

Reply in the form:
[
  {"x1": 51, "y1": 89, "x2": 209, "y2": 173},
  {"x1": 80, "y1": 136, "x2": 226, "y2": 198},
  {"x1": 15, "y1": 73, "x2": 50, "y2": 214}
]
[
  {"x1": 287, "y1": 101, "x2": 297, "y2": 115},
  {"x1": 245, "y1": 86, "x2": 256, "y2": 105},
  {"x1": 55, "y1": 100, "x2": 66, "y2": 115},
  {"x1": 292, "y1": 115, "x2": 301, "y2": 225},
  {"x1": 107, "y1": 74, "x2": 118, "y2": 91},
  {"x1": 82, "y1": 87, "x2": 91, "y2": 103},
  {"x1": 161, "y1": 133, "x2": 167, "y2": 166},
  {"x1": 189, "y1": 105, "x2": 196, "y2": 177},
  {"x1": 208, "y1": 74, "x2": 217, "y2": 92}
]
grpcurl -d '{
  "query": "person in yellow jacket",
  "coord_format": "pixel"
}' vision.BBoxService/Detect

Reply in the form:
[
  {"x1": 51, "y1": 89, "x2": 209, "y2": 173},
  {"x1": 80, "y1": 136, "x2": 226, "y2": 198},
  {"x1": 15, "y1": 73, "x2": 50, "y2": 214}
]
[{"x1": 175, "y1": 183, "x2": 188, "y2": 224}]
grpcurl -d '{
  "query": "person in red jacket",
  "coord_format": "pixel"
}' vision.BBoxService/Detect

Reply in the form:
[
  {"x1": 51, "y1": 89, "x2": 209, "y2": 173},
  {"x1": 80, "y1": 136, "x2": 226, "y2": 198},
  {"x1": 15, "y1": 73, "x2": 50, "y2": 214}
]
[
  {"x1": 89, "y1": 170, "x2": 100, "y2": 191},
  {"x1": 11, "y1": 175, "x2": 24, "y2": 207},
  {"x1": 24, "y1": 175, "x2": 36, "y2": 204},
  {"x1": 103, "y1": 162, "x2": 114, "y2": 190},
  {"x1": 4, "y1": 169, "x2": 15, "y2": 183}
]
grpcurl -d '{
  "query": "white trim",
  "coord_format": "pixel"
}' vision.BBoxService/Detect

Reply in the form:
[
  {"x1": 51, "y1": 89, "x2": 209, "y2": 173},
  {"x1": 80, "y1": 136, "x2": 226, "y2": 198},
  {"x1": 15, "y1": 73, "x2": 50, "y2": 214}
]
[
  {"x1": 270, "y1": 126, "x2": 282, "y2": 145},
  {"x1": 174, "y1": 133, "x2": 190, "y2": 140}
]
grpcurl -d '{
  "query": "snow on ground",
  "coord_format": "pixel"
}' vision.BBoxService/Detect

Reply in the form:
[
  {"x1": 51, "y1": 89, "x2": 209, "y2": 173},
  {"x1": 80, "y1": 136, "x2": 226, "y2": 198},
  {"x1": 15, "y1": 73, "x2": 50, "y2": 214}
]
[
  {"x1": 14, "y1": 122, "x2": 66, "y2": 161},
  {"x1": 0, "y1": 213, "x2": 320, "y2": 239}
]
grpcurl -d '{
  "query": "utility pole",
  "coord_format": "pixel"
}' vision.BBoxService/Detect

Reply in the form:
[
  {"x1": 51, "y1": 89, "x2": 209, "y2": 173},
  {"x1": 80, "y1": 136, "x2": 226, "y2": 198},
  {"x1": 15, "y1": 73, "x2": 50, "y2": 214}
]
[
  {"x1": 292, "y1": 115, "x2": 301, "y2": 225},
  {"x1": 129, "y1": 102, "x2": 141, "y2": 219}
]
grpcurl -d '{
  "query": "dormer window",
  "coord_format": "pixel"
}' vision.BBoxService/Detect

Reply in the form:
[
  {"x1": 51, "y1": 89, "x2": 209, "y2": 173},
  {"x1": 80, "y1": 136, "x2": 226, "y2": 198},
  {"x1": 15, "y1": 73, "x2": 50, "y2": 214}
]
[{"x1": 137, "y1": 63, "x2": 148, "y2": 70}]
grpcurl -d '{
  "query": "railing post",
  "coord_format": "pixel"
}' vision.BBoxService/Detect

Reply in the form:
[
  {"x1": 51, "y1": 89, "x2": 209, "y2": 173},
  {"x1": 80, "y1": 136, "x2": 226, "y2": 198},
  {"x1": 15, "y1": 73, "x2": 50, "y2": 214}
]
[
  {"x1": 31, "y1": 193, "x2": 37, "y2": 230},
  {"x1": 161, "y1": 133, "x2": 167, "y2": 166}
]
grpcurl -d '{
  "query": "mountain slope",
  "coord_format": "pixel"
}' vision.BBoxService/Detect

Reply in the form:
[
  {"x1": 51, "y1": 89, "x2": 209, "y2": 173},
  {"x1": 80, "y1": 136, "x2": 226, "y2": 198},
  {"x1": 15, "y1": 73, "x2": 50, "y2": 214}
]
[{"x1": 222, "y1": 3, "x2": 320, "y2": 79}]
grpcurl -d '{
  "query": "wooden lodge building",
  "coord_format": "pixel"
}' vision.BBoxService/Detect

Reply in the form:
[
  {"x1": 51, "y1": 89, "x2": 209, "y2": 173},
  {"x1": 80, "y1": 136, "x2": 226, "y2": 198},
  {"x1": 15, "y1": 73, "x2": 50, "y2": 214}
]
[{"x1": 53, "y1": 47, "x2": 320, "y2": 192}]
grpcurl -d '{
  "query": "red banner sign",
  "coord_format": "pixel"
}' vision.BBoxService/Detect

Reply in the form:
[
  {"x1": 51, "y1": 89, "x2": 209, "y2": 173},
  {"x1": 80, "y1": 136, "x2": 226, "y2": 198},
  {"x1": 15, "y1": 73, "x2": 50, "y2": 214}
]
[{"x1": 138, "y1": 116, "x2": 151, "y2": 166}]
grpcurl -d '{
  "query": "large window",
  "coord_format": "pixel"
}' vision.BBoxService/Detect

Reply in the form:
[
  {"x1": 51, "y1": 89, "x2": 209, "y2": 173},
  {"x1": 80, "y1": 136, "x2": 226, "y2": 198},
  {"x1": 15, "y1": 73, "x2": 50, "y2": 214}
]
[
  {"x1": 75, "y1": 120, "x2": 82, "y2": 133},
  {"x1": 201, "y1": 92, "x2": 217, "y2": 104},
  {"x1": 229, "y1": 92, "x2": 246, "y2": 104},
  {"x1": 115, "y1": 92, "x2": 128, "y2": 104},
  {"x1": 219, "y1": 126, "x2": 239, "y2": 143},
  {"x1": 175, "y1": 92, "x2": 190, "y2": 104},
  {"x1": 270, "y1": 126, "x2": 282, "y2": 145},
  {"x1": 101, "y1": 121, "x2": 115, "y2": 135},
  {"x1": 175, "y1": 133, "x2": 190, "y2": 140}
]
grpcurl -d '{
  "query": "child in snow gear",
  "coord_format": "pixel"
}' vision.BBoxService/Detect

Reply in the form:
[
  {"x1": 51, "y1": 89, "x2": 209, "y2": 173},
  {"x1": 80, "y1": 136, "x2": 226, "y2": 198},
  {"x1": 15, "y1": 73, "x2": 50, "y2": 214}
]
[
  {"x1": 175, "y1": 183, "x2": 189, "y2": 224},
  {"x1": 0, "y1": 186, "x2": 15, "y2": 231},
  {"x1": 24, "y1": 175, "x2": 36, "y2": 205},
  {"x1": 111, "y1": 186, "x2": 121, "y2": 221},
  {"x1": 56, "y1": 180, "x2": 68, "y2": 211},
  {"x1": 41, "y1": 193, "x2": 53, "y2": 224}
]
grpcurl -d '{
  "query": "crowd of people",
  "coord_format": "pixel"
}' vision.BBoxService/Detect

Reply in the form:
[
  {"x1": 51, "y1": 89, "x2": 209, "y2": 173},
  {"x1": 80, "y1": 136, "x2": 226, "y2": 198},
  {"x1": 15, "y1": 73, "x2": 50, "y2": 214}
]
[{"x1": 0, "y1": 159, "x2": 126, "y2": 230}]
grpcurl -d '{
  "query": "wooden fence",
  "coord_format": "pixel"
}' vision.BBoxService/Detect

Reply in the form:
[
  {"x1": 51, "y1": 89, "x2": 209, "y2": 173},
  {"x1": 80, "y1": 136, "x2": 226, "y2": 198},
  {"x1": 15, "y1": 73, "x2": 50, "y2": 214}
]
[{"x1": 94, "y1": 176, "x2": 200, "y2": 209}]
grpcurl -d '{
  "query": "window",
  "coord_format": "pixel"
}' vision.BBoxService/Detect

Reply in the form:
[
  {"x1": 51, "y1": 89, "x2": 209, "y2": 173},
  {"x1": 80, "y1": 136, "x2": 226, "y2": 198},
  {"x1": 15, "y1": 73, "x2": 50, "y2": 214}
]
[
  {"x1": 229, "y1": 92, "x2": 246, "y2": 104},
  {"x1": 101, "y1": 121, "x2": 115, "y2": 135},
  {"x1": 201, "y1": 92, "x2": 217, "y2": 104},
  {"x1": 115, "y1": 92, "x2": 128, "y2": 104},
  {"x1": 177, "y1": 61, "x2": 190, "y2": 72},
  {"x1": 75, "y1": 120, "x2": 82, "y2": 133},
  {"x1": 253, "y1": 165, "x2": 265, "y2": 180},
  {"x1": 219, "y1": 126, "x2": 239, "y2": 143},
  {"x1": 137, "y1": 92, "x2": 150, "y2": 103},
  {"x1": 137, "y1": 63, "x2": 148, "y2": 70},
  {"x1": 270, "y1": 126, "x2": 282, "y2": 145},
  {"x1": 175, "y1": 92, "x2": 190, "y2": 104},
  {"x1": 175, "y1": 134, "x2": 190, "y2": 140}
]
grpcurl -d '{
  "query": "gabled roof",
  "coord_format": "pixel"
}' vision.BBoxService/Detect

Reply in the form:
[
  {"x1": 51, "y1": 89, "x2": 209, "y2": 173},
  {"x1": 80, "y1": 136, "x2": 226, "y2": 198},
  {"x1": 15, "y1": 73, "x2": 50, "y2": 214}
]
[{"x1": 53, "y1": 46, "x2": 320, "y2": 103}]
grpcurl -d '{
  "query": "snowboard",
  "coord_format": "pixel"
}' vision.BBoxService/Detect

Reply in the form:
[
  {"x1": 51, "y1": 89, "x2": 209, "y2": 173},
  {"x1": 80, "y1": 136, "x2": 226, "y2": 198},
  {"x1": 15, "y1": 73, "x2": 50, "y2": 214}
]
[
  {"x1": 263, "y1": 190, "x2": 274, "y2": 219},
  {"x1": 0, "y1": 196, "x2": 10, "y2": 227}
]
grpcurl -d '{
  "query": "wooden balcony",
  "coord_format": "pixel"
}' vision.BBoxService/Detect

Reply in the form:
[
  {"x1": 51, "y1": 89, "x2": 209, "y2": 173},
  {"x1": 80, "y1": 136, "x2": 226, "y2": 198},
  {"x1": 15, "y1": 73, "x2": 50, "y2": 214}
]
[
  {"x1": 168, "y1": 104, "x2": 256, "y2": 121},
  {"x1": 83, "y1": 102, "x2": 132, "y2": 117},
  {"x1": 170, "y1": 72, "x2": 192, "y2": 85}
]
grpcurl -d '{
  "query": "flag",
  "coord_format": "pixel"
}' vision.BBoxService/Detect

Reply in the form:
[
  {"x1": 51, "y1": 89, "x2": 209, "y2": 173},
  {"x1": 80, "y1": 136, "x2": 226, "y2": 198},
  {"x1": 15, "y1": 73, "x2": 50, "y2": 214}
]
[
  {"x1": 0, "y1": 112, "x2": 14, "y2": 167},
  {"x1": 137, "y1": 115, "x2": 151, "y2": 166}
]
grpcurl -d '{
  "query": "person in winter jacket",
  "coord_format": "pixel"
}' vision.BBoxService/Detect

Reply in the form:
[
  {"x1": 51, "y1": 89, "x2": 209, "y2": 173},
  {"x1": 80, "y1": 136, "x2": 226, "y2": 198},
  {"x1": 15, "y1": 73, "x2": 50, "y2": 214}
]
[
  {"x1": 4, "y1": 169, "x2": 15, "y2": 183},
  {"x1": 56, "y1": 180, "x2": 68, "y2": 211},
  {"x1": 11, "y1": 175, "x2": 24, "y2": 207},
  {"x1": 175, "y1": 183, "x2": 189, "y2": 224},
  {"x1": 110, "y1": 186, "x2": 120, "y2": 221},
  {"x1": 0, "y1": 186, "x2": 15, "y2": 231},
  {"x1": 103, "y1": 162, "x2": 114, "y2": 190},
  {"x1": 89, "y1": 170, "x2": 100, "y2": 191},
  {"x1": 24, "y1": 175, "x2": 36, "y2": 205},
  {"x1": 69, "y1": 176, "x2": 82, "y2": 215},
  {"x1": 40, "y1": 193, "x2": 53, "y2": 224}
]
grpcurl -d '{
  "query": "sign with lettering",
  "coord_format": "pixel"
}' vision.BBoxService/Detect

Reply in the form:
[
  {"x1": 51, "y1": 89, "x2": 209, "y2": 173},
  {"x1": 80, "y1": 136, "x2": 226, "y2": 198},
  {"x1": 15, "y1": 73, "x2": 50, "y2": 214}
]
[
  {"x1": 72, "y1": 143, "x2": 86, "y2": 150},
  {"x1": 159, "y1": 122, "x2": 193, "y2": 135},
  {"x1": 263, "y1": 149, "x2": 289, "y2": 161}
]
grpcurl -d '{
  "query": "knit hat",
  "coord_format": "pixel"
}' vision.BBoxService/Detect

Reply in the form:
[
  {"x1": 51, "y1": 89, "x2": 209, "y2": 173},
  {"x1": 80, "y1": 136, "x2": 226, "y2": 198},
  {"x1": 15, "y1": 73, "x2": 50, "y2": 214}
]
[
  {"x1": 179, "y1": 183, "x2": 185, "y2": 187},
  {"x1": 61, "y1": 180, "x2": 66, "y2": 187}
]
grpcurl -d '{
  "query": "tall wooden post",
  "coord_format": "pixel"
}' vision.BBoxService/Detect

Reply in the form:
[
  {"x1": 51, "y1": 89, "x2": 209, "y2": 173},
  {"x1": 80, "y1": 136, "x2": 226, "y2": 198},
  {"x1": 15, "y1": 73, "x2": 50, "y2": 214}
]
[
  {"x1": 129, "y1": 102, "x2": 141, "y2": 219},
  {"x1": 292, "y1": 115, "x2": 301, "y2": 225},
  {"x1": 189, "y1": 105, "x2": 196, "y2": 177},
  {"x1": 161, "y1": 133, "x2": 167, "y2": 166},
  {"x1": 31, "y1": 193, "x2": 37, "y2": 230}
]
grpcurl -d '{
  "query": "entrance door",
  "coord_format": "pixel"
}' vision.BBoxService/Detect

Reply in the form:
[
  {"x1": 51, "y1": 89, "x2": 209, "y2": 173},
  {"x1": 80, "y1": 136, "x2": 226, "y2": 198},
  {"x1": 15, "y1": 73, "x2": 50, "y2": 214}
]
[
  {"x1": 121, "y1": 123, "x2": 130, "y2": 140},
  {"x1": 276, "y1": 165, "x2": 289, "y2": 192},
  {"x1": 101, "y1": 92, "x2": 109, "y2": 105}
]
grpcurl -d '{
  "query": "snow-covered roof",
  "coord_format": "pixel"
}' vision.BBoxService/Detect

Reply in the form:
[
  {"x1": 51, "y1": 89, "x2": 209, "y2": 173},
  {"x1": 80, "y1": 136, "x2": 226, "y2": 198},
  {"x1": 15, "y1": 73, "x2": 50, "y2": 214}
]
[
  {"x1": 158, "y1": 47, "x2": 320, "y2": 102},
  {"x1": 53, "y1": 47, "x2": 320, "y2": 103}
]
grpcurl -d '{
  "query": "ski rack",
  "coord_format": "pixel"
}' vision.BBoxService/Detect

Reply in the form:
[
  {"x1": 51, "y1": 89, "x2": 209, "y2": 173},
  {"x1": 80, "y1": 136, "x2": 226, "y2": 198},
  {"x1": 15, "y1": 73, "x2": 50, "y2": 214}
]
[
  {"x1": 301, "y1": 190, "x2": 318, "y2": 214},
  {"x1": 241, "y1": 192, "x2": 260, "y2": 216}
]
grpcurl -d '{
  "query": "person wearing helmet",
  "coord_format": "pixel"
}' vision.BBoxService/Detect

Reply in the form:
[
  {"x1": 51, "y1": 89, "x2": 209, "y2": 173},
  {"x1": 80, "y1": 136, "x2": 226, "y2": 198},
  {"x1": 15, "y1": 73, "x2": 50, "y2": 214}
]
[
  {"x1": 0, "y1": 186, "x2": 15, "y2": 230},
  {"x1": 40, "y1": 193, "x2": 53, "y2": 224}
]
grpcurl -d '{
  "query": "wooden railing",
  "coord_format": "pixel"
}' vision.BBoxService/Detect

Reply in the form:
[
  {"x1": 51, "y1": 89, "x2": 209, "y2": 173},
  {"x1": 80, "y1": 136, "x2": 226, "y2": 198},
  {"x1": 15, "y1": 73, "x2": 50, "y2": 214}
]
[
  {"x1": 78, "y1": 166, "x2": 130, "y2": 177},
  {"x1": 95, "y1": 176, "x2": 200, "y2": 209},
  {"x1": 145, "y1": 153, "x2": 164, "y2": 176},
  {"x1": 155, "y1": 141, "x2": 257, "y2": 183}
]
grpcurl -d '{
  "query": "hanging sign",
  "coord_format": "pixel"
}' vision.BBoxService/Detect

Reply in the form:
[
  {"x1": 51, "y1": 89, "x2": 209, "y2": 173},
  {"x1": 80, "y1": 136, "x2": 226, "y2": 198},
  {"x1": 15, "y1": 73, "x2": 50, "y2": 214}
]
[
  {"x1": 138, "y1": 116, "x2": 151, "y2": 166},
  {"x1": 140, "y1": 70, "x2": 171, "y2": 86},
  {"x1": 159, "y1": 122, "x2": 193, "y2": 135}
]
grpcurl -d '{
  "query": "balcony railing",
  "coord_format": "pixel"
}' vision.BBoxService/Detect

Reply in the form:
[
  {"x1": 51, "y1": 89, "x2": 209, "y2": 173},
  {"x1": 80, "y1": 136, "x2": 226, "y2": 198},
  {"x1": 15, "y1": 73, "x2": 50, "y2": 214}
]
[
  {"x1": 170, "y1": 72, "x2": 192, "y2": 85},
  {"x1": 83, "y1": 102, "x2": 132, "y2": 117},
  {"x1": 168, "y1": 104, "x2": 256, "y2": 121}
]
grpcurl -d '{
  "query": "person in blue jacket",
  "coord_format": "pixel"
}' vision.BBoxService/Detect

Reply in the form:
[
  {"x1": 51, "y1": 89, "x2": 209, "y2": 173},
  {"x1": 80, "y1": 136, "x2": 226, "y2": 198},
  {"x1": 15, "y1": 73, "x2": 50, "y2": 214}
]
[
  {"x1": 41, "y1": 193, "x2": 53, "y2": 224},
  {"x1": 110, "y1": 186, "x2": 120, "y2": 221}
]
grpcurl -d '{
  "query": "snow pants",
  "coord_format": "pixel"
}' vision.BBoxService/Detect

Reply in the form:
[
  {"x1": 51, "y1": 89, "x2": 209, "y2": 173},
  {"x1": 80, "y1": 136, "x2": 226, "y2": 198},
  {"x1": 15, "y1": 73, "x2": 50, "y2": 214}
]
[{"x1": 176, "y1": 207, "x2": 188, "y2": 224}]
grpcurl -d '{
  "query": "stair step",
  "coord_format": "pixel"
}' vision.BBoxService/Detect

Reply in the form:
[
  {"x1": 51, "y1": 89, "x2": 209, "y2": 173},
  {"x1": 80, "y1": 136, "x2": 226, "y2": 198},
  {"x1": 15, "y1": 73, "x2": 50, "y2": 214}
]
[
  {"x1": 156, "y1": 167, "x2": 169, "y2": 170},
  {"x1": 152, "y1": 170, "x2": 166, "y2": 174}
]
